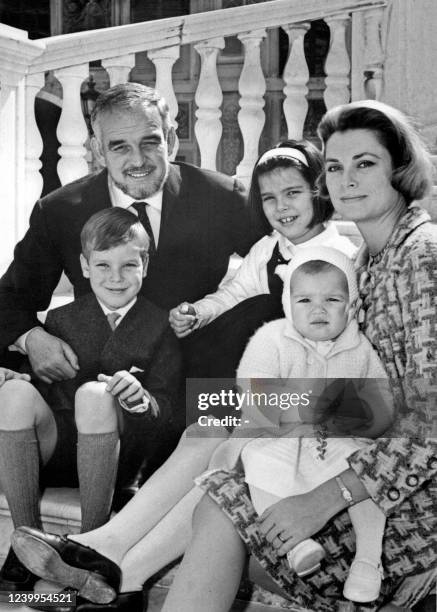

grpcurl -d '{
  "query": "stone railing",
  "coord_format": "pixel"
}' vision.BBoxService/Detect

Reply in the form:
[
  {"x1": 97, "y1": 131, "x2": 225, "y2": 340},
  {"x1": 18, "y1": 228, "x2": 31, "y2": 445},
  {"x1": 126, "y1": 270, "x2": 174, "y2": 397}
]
[{"x1": 0, "y1": 0, "x2": 389, "y2": 271}]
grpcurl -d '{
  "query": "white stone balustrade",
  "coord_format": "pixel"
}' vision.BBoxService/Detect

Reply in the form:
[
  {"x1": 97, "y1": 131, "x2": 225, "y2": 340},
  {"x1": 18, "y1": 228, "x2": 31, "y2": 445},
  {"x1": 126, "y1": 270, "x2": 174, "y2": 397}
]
[
  {"x1": 54, "y1": 64, "x2": 90, "y2": 185},
  {"x1": 148, "y1": 45, "x2": 180, "y2": 159},
  {"x1": 282, "y1": 22, "x2": 310, "y2": 140},
  {"x1": 25, "y1": 73, "x2": 44, "y2": 220},
  {"x1": 324, "y1": 14, "x2": 351, "y2": 109},
  {"x1": 363, "y1": 7, "x2": 385, "y2": 100},
  {"x1": 1, "y1": 0, "x2": 404, "y2": 273},
  {"x1": 236, "y1": 29, "x2": 267, "y2": 185},
  {"x1": 194, "y1": 37, "x2": 225, "y2": 171},
  {"x1": 102, "y1": 53, "x2": 135, "y2": 85}
]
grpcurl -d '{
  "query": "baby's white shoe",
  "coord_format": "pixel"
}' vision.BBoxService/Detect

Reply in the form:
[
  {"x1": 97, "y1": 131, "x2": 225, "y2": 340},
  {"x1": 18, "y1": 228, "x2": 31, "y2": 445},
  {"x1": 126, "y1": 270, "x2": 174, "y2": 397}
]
[
  {"x1": 287, "y1": 539, "x2": 325, "y2": 577},
  {"x1": 343, "y1": 558, "x2": 384, "y2": 602}
]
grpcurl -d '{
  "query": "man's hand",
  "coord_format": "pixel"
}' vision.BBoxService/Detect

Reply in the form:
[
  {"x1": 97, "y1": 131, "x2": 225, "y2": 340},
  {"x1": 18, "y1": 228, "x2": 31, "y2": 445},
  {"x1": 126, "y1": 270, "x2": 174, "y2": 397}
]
[
  {"x1": 25, "y1": 328, "x2": 79, "y2": 384},
  {"x1": 97, "y1": 371, "x2": 144, "y2": 407},
  {"x1": 169, "y1": 303, "x2": 197, "y2": 338},
  {"x1": 0, "y1": 368, "x2": 31, "y2": 387}
]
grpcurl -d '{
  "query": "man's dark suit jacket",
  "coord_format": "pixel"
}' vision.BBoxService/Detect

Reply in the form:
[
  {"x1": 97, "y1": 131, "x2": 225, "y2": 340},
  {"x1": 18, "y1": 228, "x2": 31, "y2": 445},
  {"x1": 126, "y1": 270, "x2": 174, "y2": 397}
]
[
  {"x1": 43, "y1": 293, "x2": 180, "y2": 423},
  {"x1": 0, "y1": 162, "x2": 256, "y2": 354}
]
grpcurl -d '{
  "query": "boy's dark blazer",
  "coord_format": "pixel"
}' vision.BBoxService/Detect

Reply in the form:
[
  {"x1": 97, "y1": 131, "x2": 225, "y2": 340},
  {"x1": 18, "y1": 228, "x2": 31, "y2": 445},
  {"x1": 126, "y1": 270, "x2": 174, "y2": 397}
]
[
  {"x1": 0, "y1": 162, "x2": 257, "y2": 354},
  {"x1": 43, "y1": 293, "x2": 181, "y2": 423}
]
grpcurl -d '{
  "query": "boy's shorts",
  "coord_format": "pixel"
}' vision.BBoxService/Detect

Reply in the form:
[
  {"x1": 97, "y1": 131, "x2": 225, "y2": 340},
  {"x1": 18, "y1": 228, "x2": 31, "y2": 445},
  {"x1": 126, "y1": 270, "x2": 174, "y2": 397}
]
[{"x1": 40, "y1": 410, "x2": 78, "y2": 488}]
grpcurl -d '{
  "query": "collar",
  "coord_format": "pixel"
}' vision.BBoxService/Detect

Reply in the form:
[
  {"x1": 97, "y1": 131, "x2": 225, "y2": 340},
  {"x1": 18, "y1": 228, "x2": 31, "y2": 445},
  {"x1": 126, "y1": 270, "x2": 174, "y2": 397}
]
[
  {"x1": 108, "y1": 178, "x2": 163, "y2": 212},
  {"x1": 275, "y1": 222, "x2": 339, "y2": 259},
  {"x1": 355, "y1": 205, "x2": 430, "y2": 270},
  {"x1": 97, "y1": 296, "x2": 137, "y2": 324}
]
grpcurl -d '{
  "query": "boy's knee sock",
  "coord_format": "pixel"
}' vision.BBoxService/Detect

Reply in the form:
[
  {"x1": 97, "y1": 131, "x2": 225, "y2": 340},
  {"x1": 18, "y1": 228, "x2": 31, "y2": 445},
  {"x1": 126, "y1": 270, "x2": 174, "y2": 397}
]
[
  {"x1": 77, "y1": 431, "x2": 119, "y2": 532},
  {"x1": 348, "y1": 498, "x2": 386, "y2": 564},
  {"x1": 0, "y1": 429, "x2": 41, "y2": 528}
]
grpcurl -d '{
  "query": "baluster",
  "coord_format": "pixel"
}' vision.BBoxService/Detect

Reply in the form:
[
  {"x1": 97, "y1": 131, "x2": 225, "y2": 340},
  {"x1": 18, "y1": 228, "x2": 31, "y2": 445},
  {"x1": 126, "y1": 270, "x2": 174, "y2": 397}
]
[
  {"x1": 0, "y1": 76, "x2": 24, "y2": 268},
  {"x1": 324, "y1": 15, "x2": 350, "y2": 109},
  {"x1": 54, "y1": 64, "x2": 89, "y2": 184},
  {"x1": 363, "y1": 8, "x2": 385, "y2": 100},
  {"x1": 148, "y1": 46, "x2": 180, "y2": 159},
  {"x1": 25, "y1": 73, "x2": 44, "y2": 216},
  {"x1": 282, "y1": 22, "x2": 310, "y2": 139},
  {"x1": 102, "y1": 54, "x2": 135, "y2": 85},
  {"x1": 194, "y1": 37, "x2": 225, "y2": 170},
  {"x1": 236, "y1": 29, "x2": 267, "y2": 185}
]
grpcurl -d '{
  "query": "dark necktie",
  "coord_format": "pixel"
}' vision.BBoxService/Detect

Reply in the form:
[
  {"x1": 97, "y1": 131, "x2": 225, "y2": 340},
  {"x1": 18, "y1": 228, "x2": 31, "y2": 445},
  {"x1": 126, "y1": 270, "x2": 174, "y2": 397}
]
[
  {"x1": 131, "y1": 201, "x2": 156, "y2": 256},
  {"x1": 107, "y1": 311, "x2": 121, "y2": 331}
]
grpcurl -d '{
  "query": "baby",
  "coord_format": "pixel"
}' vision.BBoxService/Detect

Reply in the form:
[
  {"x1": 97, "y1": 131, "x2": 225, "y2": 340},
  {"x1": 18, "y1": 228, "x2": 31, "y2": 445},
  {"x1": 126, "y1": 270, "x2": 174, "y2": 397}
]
[{"x1": 237, "y1": 246, "x2": 394, "y2": 603}]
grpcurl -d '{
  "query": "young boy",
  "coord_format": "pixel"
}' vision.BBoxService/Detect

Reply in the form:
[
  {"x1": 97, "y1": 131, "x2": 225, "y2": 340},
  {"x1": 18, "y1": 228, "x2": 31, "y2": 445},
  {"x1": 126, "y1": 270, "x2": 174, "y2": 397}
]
[{"x1": 0, "y1": 208, "x2": 180, "y2": 594}]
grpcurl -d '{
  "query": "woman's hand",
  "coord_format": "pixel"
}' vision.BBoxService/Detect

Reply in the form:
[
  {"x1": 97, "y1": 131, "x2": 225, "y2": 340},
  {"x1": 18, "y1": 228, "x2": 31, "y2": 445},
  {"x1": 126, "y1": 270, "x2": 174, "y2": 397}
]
[
  {"x1": 169, "y1": 303, "x2": 198, "y2": 338},
  {"x1": 0, "y1": 368, "x2": 31, "y2": 388},
  {"x1": 258, "y1": 491, "x2": 331, "y2": 556}
]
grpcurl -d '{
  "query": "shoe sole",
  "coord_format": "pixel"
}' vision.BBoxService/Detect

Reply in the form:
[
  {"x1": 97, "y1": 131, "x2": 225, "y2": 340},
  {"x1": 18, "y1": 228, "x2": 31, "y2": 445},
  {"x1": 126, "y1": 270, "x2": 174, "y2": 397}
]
[
  {"x1": 343, "y1": 583, "x2": 380, "y2": 603},
  {"x1": 11, "y1": 532, "x2": 116, "y2": 605}
]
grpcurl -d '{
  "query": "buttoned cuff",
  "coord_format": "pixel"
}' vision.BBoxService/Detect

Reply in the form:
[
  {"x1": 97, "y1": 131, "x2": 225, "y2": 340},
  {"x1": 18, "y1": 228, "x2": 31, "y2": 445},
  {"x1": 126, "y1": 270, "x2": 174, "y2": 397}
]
[
  {"x1": 119, "y1": 390, "x2": 160, "y2": 418},
  {"x1": 9, "y1": 327, "x2": 42, "y2": 355},
  {"x1": 348, "y1": 438, "x2": 437, "y2": 515}
]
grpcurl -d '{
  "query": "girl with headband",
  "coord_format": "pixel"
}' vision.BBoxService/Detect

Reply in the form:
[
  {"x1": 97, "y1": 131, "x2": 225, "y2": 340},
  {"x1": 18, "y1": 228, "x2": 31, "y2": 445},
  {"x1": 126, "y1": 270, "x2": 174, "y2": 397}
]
[{"x1": 169, "y1": 139, "x2": 357, "y2": 378}]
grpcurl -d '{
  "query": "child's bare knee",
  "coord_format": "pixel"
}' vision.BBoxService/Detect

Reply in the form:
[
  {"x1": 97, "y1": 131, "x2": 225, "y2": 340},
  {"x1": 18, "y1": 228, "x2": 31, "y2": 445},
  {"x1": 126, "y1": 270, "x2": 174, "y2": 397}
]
[
  {"x1": 74, "y1": 381, "x2": 117, "y2": 432},
  {"x1": 0, "y1": 379, "x2": 40, "y2": 427},
  {"x1": 75, "y1": 381, "x2": 109, "y2": 405}
]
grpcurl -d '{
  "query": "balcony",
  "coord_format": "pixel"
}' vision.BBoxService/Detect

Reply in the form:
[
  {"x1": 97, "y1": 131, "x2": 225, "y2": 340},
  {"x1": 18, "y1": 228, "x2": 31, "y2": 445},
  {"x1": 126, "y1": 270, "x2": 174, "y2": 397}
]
[{"x1": 0, "y1": 0, "x2": 436, "y2": 275}]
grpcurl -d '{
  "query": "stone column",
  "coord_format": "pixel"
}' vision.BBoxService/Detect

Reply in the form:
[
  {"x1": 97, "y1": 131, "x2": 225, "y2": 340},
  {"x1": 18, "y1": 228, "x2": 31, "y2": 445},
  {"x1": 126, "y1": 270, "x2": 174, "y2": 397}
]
[
  {"x1": 324, "y1": 15, "x2": 350, "y2": 109},
  {"x1": 25, "y1": 72, "x2": 45, "y2": 219},
  {"x1": 102, "y1": 54, "x2": 135, "y2": 85},
  {"x1": 236, "y1": 29, "x2": 267, "y2": 185},
  {"x1": 282, "y1": 22, "x2": 310, "y2": 139},
  {"x1": 148, "y1": 45, "x2": 180, "y2": 159},
  {"x1": 54, "y1": 64, "x2": 89, "y2": 184},
  {"x1": 194, "y1": 37, "x2": 225, "y2": 170},
  {"x1": 363, "y1": 7, "x2": 385, "y2": 100}
]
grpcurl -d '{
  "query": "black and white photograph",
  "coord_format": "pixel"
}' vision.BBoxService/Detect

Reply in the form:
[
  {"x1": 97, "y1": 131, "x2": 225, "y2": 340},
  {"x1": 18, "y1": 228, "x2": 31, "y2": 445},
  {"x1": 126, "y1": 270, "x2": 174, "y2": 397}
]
[{"x1": 0, "y1": 1, "x2": 435, "y2": 611}]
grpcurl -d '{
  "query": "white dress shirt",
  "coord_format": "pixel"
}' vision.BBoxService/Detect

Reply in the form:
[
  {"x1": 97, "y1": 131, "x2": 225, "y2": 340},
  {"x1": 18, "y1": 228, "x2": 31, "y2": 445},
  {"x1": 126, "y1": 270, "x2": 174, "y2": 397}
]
[{"x1": 108, "y1": 179, "x2": 162, "y2": 247}]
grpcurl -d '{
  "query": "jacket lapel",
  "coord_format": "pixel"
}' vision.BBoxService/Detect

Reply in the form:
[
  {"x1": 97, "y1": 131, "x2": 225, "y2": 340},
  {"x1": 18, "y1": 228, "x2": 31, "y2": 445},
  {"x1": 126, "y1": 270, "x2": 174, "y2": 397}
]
[{"x1": 159, "y1": 164, "x2": 182, "y2": 252}]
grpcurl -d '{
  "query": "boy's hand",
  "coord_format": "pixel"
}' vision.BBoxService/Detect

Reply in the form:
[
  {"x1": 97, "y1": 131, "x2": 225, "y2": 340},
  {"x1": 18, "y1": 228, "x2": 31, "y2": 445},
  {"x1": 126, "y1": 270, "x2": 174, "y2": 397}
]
[
  {"x1": 98, "y1": 371, "x2": 144, "y2": 404},
  {"x1": 0, "y1": 368, "x2": 31, "y2": 387},
  {"x1": 25, "y1": 328, "x2": 79, "y2": 384},
  {"x1": 169, "y1": 303, "x2": 197, "y2": 338}
]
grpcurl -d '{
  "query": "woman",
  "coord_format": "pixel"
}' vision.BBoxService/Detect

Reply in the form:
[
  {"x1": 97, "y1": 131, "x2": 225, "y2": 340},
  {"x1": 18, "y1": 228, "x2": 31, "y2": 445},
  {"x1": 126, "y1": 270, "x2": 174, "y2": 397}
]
[
  {"x1": 171, "y1": 138, "x2": 356, "y2": 378},
  {"x1": 160, "y1": 100, "x2": 437, "y2": 612},
  {"x1": 10, "y1": 139, "x2": 356, "y2": 610}
]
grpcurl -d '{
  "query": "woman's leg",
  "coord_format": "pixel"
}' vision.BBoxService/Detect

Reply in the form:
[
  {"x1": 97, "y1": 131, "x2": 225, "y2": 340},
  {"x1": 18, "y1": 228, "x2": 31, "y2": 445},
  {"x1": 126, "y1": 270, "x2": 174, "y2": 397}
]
[
  {"x1": 118, "y1": 486, "x2": 203, "y2": 592},
  {"x1": 161, "y1": 495, "x2": 246, "y2": 612},
  {"x1": 69, "y1": 427, "x2": 226, "y2": 565}
]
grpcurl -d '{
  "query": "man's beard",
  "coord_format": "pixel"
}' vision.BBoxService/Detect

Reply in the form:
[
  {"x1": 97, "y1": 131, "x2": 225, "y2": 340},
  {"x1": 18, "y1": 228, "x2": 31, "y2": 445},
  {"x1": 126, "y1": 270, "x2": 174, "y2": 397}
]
[{"x1": 115, "y1": 166, "x2": 169, "y2": 199}]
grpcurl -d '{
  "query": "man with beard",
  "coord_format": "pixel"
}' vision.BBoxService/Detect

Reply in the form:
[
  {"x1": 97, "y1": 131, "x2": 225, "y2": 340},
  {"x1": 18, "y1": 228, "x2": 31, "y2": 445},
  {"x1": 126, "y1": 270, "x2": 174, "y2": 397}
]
[{"x1": 0, "y1": 83, "x2": 254, "y2": 594}]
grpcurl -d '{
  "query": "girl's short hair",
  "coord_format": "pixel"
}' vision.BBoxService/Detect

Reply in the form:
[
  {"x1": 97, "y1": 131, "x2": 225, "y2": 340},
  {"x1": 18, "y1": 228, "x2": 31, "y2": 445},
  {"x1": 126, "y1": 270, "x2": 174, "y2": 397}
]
[
  {"x1": 81, "y1": 208, "x2": 149, "y2": 261},
  {"x1": 248, "y1": 139, "x2": 333, "y2": 237},
  {"x1": 317, "y1": 100, "x2": 434, "y2": 205}
]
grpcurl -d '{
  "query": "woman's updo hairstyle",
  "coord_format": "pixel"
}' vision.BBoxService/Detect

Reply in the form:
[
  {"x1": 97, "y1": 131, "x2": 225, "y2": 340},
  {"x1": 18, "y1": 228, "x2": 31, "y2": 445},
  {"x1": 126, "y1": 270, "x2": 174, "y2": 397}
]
[
  {"x1": 248, "y1": 139, "x2": 334, "y2": 237},
  {"x1": 317, "y1": 100, "x2": 434, "y2": 205}
]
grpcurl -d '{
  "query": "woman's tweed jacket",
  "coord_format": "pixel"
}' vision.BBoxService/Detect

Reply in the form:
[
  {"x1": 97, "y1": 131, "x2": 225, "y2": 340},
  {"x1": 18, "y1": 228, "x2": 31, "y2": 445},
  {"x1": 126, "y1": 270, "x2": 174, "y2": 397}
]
[{"x1": 349, "y1": 206, "x2": 436, "y2": 519}]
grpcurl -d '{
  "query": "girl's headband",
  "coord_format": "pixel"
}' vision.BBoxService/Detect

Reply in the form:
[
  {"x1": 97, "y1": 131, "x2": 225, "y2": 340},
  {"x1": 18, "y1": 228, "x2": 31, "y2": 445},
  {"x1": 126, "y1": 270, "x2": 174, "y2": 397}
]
[{"x1": 257, "y1": 147, "x2": 309, "y2": 168}]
